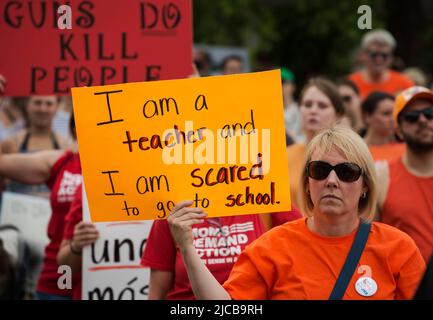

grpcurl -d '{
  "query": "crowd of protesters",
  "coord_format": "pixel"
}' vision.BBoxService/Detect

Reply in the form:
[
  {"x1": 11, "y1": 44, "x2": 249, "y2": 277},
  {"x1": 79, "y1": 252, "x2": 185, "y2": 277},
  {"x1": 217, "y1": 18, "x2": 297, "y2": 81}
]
[{"x1": 0, "y1": 28, "x2": 432, "y2": 300}]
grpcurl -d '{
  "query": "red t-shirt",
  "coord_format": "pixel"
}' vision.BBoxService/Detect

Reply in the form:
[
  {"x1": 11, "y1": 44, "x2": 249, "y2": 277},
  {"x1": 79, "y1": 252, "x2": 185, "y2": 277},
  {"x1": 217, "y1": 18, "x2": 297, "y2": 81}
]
[
  {"x1": 382, "y1": 157, "x2": 433, "y2": 262},
  {"x1": 36, "y1": 151, "x2": 82, "y2": 296},
  {"x1": 63, "y1": 184, "x2": 83, "y2": 300},
  {"x1": 141, "y1": 210, "x2": 301, "y2": 300}
]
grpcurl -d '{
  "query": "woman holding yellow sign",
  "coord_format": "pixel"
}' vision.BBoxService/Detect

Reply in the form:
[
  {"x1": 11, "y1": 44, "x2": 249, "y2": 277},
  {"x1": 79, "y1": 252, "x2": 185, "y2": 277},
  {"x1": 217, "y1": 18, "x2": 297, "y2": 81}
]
[
  {"x1": 142, "y1": 209, "x2": 301, "y2": 300},
  {"x1": 167, "y1": 125, "x2": 425, "y2": 300}
]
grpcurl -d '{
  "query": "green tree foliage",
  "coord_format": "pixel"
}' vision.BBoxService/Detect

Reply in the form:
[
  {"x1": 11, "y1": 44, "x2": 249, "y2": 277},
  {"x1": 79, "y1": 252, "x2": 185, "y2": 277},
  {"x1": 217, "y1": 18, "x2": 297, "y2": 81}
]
[
  {"x1": 269, "y1": 0, "x2": 386, "y2": 82},
  {"x1": 193, "y1": 0, "x2": 278, "y2": 52},
  {"x1": 194, "y1": 0, "x2": 433, "y2": 86}
]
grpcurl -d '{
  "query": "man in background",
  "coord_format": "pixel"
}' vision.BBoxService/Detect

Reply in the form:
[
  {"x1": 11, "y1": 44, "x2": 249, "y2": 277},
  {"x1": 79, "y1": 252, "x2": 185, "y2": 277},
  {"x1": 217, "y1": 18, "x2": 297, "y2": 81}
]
[
  {"x1": 377, "y1": 86, "x2": 433, "y2": 263},
  {"x1": 349, "y1": 29, "x2": 414, "y2": 100}
]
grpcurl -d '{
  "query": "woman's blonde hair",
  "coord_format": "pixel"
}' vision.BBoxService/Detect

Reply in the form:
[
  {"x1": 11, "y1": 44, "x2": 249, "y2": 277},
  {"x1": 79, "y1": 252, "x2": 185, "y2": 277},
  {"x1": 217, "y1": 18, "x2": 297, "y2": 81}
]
[{"x1": 299, "y1": 124, "x2": 377, "y2": 222}]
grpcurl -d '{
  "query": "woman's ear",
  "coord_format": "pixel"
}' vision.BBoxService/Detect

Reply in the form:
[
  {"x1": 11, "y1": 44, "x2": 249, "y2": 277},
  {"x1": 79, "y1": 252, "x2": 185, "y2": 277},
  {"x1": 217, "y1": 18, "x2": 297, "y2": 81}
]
[{"x1": 362, "y1": 184, "x2": 369, "y2": 195}]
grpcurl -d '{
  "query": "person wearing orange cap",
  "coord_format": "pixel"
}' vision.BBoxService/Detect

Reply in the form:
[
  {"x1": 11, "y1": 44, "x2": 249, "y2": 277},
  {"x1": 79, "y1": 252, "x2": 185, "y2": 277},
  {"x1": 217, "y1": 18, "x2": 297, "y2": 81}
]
[{"x1": 377, "y1": 86, "x2": 433, "y2": 262}]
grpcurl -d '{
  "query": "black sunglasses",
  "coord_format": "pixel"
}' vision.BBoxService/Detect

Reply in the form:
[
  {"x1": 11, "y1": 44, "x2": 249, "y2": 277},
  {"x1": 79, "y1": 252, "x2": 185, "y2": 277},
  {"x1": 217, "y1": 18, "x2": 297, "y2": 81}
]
[
  {"x1": 400, "y1": 108, "x2": 433, "y2": 123},
  {"x1": 368, "y1": 51, "x2": 390, "y2": 60},
  {"x1": 307, "y1": 161, "x2": 363, "y2": 182}
]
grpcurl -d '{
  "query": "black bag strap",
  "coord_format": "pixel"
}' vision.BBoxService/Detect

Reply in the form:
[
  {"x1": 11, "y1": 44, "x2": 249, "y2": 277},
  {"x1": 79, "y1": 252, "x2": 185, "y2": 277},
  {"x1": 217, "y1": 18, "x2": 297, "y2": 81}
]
[{"x1": 329, "y1": 220, "x2": 371, "y2": 300}]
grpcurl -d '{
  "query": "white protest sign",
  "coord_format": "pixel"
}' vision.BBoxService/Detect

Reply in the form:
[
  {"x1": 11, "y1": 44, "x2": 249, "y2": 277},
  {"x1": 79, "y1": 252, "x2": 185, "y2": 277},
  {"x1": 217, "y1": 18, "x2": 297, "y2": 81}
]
[
  {"x1": 82, "y1": 186, "x2": 152, "y2": 300},
  {"x1": 0, "y1": 192, "x2": 51, "y2": 254}
]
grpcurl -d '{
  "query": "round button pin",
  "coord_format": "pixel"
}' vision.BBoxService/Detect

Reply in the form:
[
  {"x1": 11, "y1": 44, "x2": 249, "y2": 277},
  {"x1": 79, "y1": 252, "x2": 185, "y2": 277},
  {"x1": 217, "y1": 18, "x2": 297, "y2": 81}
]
[{"x1": 355, "y1": 277, "x2": 378, "y2": 297}]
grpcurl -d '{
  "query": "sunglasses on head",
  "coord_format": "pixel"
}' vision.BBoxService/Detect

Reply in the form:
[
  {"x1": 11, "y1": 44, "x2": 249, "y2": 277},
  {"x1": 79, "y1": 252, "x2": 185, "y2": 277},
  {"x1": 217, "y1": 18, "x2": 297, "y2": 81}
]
[
  {"x1": 307, "y1": 161, "x2": 363, "y2": 182},
  {"x1": 400, "y1": 108, "x2": 433, "y2": 123},
  {"x1": 368, "y1": 51, "x2": 390, "y2": 60}
]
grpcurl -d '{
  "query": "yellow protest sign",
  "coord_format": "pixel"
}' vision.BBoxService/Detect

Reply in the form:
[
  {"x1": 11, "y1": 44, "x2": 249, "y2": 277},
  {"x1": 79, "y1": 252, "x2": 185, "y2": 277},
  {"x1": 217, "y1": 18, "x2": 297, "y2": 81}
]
[{"x1": 72, "y1": 70, "x2": 291, "y2": 222}]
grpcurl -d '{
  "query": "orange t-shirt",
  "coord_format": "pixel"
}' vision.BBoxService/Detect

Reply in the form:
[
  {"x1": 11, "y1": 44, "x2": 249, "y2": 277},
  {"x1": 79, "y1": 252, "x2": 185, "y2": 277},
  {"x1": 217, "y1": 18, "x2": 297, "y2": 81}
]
[
  {"x1": 382, "y1": 157, "x2": 433, "y2": 262},
  {"x1": 223, "y1": 218, "x2": 425, "y2": 300},
  {"x1": 368, "y1": 143, "x2": 406, "y2": 162},
  {"x1": 286, "y1": 144, "x2": 306, "y2": 209},
  {"x1": 349, "y1": 70, "x2": 414, "y2": 101}
]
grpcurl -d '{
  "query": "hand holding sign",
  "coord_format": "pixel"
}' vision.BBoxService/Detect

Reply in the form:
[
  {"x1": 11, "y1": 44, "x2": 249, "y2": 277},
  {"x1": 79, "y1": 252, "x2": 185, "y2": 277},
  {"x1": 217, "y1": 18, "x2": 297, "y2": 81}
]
[
  {"x1": 167, "y1": 200, "x2": 207, "y2": 249},
  {"x1": 72, "y1": 70, "x2": 291, "y2": 222},
  {"x1": 71, "y1": 222, "x2": 100, "y2": 253}
]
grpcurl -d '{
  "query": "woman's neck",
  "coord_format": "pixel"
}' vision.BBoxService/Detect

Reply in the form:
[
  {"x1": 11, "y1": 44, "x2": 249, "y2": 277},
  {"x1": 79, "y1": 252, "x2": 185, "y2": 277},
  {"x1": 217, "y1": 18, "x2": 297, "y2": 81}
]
[
  {"x1": 28, "y1": 125, "x2": 52, "y2": 136},
  {"x1": 307, "y1": 212, "x2": 360, "y2": 237},
  {"x1": 305, "y1": 131, "x2": 316, "y2": 144},
  {"x1": 364, "y1": 130, "x2": 394, "y2": 146}
]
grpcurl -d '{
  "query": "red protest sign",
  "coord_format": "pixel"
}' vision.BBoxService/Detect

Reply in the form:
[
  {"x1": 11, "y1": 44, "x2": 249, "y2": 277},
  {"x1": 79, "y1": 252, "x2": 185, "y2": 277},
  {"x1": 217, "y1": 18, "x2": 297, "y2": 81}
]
[{"x1": 0, "y1": 0, "x2": 192, "y2": 96}]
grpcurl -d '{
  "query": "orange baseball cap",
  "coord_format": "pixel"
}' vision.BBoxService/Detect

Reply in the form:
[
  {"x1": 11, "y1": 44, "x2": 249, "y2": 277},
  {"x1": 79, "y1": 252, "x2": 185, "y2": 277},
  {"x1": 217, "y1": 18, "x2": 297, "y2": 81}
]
[{"x1": 394, "y1": 86, "x2": 433, "y2": 122}]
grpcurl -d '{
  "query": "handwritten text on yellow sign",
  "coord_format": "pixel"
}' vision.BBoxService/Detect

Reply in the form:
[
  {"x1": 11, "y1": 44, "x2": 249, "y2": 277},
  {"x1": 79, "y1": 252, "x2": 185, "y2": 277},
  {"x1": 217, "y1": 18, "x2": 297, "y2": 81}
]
[{"x1": 72, "y1": 70, "x2": 291, "y2": 222}]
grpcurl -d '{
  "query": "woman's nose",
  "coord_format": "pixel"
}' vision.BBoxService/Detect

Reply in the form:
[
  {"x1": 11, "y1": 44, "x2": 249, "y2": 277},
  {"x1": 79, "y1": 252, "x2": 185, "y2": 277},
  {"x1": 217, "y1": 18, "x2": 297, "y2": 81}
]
[
  {"x1": 325, "y1": 169, "x2": 339, "y2": 187},
  {"x1": 39, "y1": 102, "x2": 51, "y2": 112},
  {"x1": 309, "y1": 103, "x2": 319, "y2": 114}
]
